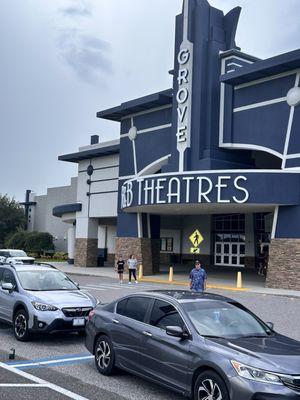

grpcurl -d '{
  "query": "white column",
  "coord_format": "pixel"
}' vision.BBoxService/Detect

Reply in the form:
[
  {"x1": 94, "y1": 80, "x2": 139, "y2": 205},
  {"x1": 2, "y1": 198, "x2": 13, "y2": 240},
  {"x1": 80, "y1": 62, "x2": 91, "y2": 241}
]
[{"x1": 67, "y1": 225, "x2": 76, "y2": 261}]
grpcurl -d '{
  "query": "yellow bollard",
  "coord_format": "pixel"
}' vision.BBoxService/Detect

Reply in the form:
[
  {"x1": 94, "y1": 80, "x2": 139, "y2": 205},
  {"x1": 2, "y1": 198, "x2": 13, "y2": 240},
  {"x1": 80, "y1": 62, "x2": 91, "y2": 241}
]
[
  {"x1": 237, "y1": 271, "x2": 242, "y2": 289},
  {"x1": 138, "y1": 264, "x2": 143, "y2": 280},
  {"x1": 168, "y1": 266, "x2": 174, "y2": 283}
]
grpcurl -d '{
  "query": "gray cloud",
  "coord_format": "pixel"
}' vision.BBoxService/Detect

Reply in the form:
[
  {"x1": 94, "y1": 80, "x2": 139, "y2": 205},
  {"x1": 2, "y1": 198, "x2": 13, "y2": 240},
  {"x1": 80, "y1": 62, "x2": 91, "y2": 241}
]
[
  {"x1": 57, "y1": 29, "x2": 113, "y2": 84},
  {"x1": 60, "y1": 0, "x2": 91, "y2": 18}
]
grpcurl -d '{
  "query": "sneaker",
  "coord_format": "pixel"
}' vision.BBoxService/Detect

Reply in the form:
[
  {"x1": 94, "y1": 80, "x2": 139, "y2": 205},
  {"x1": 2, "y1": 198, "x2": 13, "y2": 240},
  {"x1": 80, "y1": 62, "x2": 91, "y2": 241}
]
[
  {"x1": 128, "y1": 282, "x2": 132, "y2": 285},
  {"x1": 135, "y1": 281, "x2": 138, "y2": 284}
]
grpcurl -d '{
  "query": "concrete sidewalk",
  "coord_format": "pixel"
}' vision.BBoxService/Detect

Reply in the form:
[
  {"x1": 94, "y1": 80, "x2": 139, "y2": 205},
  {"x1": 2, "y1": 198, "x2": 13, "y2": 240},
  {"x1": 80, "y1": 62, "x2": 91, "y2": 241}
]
[{"x1": 51, "y1": 262, "x2": 300, "y2": 298}]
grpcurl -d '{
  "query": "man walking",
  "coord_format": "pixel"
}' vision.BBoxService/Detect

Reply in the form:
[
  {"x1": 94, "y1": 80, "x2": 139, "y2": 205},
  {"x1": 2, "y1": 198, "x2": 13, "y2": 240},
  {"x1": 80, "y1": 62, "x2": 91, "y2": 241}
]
[{"x1": 189, "y1": 260, "x2": 207, "y2": 292}]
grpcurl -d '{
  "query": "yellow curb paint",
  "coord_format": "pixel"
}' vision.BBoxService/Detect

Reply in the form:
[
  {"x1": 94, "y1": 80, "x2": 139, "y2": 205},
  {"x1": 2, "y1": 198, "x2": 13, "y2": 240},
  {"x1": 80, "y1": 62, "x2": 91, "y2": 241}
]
[{"x1": 138, "y1": 278, "x2": 249, "y2": 292}]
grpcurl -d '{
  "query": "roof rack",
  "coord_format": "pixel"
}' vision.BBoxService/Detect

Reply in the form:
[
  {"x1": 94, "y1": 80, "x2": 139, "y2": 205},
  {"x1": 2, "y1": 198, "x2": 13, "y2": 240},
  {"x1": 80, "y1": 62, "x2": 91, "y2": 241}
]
[{"x1": 33, "y1": 262, "x2": 58, "y2": 269}]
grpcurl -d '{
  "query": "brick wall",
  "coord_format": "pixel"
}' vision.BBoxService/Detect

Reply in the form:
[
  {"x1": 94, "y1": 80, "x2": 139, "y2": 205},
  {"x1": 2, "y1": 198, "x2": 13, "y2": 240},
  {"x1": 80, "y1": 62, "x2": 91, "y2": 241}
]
[
  {"x1": 115, "y1": 237, "x2": 159, "y2": 275},
  {"x1": 75, "y1": 238, "x2": 98, "y2": 267},
  {"x1": 266, "y1": 238, "x2": 300, "y2": 290}
]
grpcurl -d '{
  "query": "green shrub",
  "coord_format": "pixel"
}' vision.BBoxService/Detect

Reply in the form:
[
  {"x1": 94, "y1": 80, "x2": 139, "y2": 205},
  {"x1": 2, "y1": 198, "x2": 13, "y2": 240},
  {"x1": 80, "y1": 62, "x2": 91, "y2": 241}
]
[
  {"x1": 5, "y1": 230, "x2": 27, "y2": 249},
  {"x1": 24, "y1": 232, "x2": 54, "y2": 257}
]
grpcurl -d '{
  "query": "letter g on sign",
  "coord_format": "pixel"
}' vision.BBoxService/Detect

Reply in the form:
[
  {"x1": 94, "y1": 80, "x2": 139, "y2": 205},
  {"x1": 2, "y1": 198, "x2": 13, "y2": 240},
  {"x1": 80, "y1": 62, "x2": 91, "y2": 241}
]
[{"x1": 178, "y1": 49, "x2": 190, "y2": 65}]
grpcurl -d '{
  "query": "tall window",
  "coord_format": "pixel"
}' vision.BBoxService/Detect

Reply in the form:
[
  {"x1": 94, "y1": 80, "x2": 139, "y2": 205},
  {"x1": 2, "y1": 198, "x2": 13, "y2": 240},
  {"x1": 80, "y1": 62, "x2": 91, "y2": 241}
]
[{"x1": 160, "y1": 237, "x2": 173, "y2": 252}]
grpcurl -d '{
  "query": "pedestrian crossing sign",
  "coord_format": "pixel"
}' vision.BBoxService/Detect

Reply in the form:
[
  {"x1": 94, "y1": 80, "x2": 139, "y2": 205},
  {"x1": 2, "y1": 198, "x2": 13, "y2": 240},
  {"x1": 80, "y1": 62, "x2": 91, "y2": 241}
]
[
  {"x1": 189, "y1": 229, "x2": 204, "y2": 247},
  {"x1": 190, "y1": 247, "x2": 200, "y2": 254}
]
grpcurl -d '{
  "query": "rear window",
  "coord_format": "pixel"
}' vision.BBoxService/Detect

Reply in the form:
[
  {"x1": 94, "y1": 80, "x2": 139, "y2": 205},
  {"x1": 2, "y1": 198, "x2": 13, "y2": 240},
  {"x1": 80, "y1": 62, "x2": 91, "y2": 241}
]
[{"x1": 116, "y1": 297, "x2": 151, "y2": 323}]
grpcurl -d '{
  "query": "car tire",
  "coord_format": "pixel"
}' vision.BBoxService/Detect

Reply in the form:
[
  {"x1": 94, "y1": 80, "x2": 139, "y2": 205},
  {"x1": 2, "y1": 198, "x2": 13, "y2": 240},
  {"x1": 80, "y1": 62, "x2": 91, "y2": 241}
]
[
  {"x1": 194, "y1": 370, "x2": 229, "y2": 400},
  {"x1": 13, "y1": 309, "x2": 31, "y2": 342},
  {"x1": 94, "y1": 335, "x2": 116, "y2": 375}
]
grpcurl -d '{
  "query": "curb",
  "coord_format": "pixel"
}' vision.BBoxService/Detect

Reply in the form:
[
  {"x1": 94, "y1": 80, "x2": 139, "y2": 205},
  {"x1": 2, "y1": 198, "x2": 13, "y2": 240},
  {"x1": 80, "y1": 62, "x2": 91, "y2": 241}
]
[{"x1": 139, "y1": 278, "x2": 249, "y2": 292}]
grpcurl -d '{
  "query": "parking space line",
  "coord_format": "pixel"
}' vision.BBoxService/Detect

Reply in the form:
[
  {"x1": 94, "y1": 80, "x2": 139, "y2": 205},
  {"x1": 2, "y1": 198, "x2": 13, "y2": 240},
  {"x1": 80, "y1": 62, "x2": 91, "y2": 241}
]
[
  {"x1": 0, "y1": 362, "x2": 91, "y2": 400},
  {"x1": 10, "y1": 355, "x2": 93, "y2": 369},
  {"x1": 0, "y1": 383, "x2": 48, "y2": 387},
  {"x1": 7, "y1": 353, "x2": 92, "y2": 368}
]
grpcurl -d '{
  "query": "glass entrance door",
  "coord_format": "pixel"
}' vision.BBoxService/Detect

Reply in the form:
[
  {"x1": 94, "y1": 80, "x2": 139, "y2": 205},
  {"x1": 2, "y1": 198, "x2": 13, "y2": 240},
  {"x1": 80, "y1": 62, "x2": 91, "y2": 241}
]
[{"x1": 215, "y1": 241, "x2": 245, "y2": 267}]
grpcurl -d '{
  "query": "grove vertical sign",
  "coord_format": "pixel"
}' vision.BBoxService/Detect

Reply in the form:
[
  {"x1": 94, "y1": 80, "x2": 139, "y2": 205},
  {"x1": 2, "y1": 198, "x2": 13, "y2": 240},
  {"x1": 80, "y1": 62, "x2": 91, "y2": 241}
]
[{"x1": 176, "y1": 0, "x2": 193, "y2": 172}]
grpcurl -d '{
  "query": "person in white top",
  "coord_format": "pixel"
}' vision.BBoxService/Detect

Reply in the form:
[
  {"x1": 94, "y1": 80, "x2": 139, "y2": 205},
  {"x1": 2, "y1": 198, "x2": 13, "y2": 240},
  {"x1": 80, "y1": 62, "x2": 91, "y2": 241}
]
[{"x1": 127, "y1": 254, "x2": 138, "y2": 284}]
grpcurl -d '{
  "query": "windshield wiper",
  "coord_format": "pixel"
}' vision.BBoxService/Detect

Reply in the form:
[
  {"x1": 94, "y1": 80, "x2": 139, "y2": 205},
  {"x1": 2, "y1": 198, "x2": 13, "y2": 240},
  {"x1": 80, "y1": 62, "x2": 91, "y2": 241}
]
[
  {"x1": 237, "y1": 334, "x2": 270, "y2": 339},
  {"x1": 202, "y1": 335, "x2": 226, "y2": 339}
]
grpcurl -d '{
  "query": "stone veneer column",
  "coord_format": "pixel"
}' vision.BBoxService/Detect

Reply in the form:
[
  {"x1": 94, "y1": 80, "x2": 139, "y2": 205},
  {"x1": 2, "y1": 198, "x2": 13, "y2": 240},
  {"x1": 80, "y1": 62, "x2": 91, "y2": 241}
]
[
  {"x1": 74, "y1": 217, "x2": 98, "y2": 268},
  {"x1": 75, "y1": 238, "x2": 98, "y2": 267},
  {"x1": 115, "y1": 237, "x2": 160, "y2": 275},
  {"x1": 266, "y1": 238, "x2": 300, "y2": 290}
]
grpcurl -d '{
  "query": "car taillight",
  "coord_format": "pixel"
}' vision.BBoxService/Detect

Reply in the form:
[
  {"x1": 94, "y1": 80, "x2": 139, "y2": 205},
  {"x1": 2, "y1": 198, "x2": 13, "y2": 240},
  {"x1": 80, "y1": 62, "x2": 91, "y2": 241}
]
[{"x1": 88, "y1": 310, "x2": 96, "y2": 321}]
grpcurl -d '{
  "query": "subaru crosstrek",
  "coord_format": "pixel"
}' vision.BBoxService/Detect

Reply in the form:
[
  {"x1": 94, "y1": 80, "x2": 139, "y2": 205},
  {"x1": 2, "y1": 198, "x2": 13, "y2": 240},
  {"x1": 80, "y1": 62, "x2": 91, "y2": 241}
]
[{"x1": 0, "y1": 263, "x2": 98, "y2": 341}]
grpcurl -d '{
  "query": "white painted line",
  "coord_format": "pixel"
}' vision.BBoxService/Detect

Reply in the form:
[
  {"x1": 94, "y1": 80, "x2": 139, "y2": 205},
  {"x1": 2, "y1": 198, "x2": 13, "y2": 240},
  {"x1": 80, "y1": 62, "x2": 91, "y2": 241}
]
[
  {"x1": 0, "y1": 383, "x2": 48, "y2": 387},
  {"x1": 227, "y1": 62, "x2": 243, "y2": 68},
  {"x1": 120, "y1": 104, "x2": 172, "y2": 120},
  {"x1": 234, "y1": 68, "x2": 299, "y2": 90},
  {"x1": 10, "y1": 355, "x2": 94, "y2": 369},
  {"x1": 227, "y1": 69, "x2": 236, "y2": 73},
  {"x1": 0, "y1": 362, "x2": 91, "y2": 400},
  {"x1": 221, "y1": 142, "x2": 283, "y2": 159},
  {"x1": 122, "y1": 124, "x2": 172, "y2": 138},
  {"x1": 282, "y1": 72, "x2": 300, "y2": 169},
  {"x1": 271, "y1": 206, "x2": 279, "y2": 239},
  {"x1": 233, "y1": 97, "x2": 286, "y2": 113}
]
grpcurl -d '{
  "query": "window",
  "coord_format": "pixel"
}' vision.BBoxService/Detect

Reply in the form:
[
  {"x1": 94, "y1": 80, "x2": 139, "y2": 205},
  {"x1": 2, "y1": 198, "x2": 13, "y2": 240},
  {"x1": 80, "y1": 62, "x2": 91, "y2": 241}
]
[
  {"x1": 214, "y1": 214, "x2": 245, "y2": 232},
  {"x1": 160, "y1": 237, "x2": 173, "y2": 252},
  {"x1": 116, "y1": 296, "x2": 151, "y2": 323},
  {"x1": 1, "y1": 269, "x2": 17, "y2": 287},
  {"x1": 150, "y1": 300, "x2": 184, "y2": 330}
]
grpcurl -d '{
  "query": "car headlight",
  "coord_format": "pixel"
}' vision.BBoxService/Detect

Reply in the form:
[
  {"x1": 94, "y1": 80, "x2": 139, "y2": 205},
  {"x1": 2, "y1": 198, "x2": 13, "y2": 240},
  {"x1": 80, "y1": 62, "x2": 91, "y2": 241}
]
[
  {"x1": 231, "y1": 361, "x2": 283, "y2": 385},
  {"x1": 32, "y1": 301, "x2": 58, "y2": 311}
]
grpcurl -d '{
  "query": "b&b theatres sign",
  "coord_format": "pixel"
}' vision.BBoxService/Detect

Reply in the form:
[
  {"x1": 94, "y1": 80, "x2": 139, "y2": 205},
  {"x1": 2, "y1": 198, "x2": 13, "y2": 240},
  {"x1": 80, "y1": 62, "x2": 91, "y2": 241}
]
[{"x1": 121, "y1": 174, "x2": 249, "y2": 209}]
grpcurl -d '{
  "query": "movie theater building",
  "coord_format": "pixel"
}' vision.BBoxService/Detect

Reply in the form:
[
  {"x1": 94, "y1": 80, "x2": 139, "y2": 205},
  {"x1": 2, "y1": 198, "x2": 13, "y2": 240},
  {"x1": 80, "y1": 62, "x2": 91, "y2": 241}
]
[{"x1": 55, "y1": 0, "x2": 300, "y2": 290}]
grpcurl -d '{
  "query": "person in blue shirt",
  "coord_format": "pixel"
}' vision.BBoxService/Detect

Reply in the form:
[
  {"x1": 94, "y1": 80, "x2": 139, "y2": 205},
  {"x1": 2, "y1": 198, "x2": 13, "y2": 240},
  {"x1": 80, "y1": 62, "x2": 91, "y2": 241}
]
[{"x1": 189, "y1": 260, "x2": 207, "y2": 292}]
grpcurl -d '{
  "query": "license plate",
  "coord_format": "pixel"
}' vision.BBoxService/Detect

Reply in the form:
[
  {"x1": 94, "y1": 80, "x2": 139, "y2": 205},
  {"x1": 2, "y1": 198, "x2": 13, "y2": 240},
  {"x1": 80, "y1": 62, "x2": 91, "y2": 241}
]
[{"x1": 73, "y1": 318, "x2": 85, "y2": 327}]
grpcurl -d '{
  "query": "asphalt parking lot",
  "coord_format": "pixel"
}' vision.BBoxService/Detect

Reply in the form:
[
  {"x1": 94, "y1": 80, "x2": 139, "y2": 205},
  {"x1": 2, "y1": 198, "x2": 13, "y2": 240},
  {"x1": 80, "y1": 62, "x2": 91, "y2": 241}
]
[{"x1": 0, "y1": 275, "x2": 299, "y2": 400}]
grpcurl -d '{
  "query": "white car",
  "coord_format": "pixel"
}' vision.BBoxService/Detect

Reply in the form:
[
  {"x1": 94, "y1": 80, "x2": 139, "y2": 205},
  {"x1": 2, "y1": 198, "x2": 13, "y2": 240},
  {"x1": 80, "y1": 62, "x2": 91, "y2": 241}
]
[{"x1": 0, "y1": 250, "x2": 35, "y2": 265}]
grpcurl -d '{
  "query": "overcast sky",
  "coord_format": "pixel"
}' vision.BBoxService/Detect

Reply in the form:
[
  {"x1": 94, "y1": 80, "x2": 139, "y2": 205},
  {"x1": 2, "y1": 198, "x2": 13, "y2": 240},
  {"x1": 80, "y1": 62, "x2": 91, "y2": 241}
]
[{"x1": 1, "y1": 0, "x2": 300, "y2": 201}]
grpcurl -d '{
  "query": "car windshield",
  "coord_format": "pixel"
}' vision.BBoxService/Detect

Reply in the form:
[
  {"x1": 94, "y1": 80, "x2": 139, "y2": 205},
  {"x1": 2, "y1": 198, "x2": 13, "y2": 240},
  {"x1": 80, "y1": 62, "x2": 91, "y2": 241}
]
[
  {"x1": 10, "y1": 250, "x2": 27, "y2": 257},
  {"x1": 17, "y1": 270, "x2": 78, "y2": 291},
  {"x1": 182, "y1": 300, "x2": 270, "y2": 339}
]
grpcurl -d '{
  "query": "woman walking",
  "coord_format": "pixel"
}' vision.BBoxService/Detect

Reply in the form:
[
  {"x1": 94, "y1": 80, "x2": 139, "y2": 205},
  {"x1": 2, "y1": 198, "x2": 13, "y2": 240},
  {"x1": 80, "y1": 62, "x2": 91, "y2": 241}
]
[
  {"x1": 127, "y1": 254, "x2": 138, "y2": 284},
  {"x1": 116, "y1": 256, "x2": 125, "y2": 284}
]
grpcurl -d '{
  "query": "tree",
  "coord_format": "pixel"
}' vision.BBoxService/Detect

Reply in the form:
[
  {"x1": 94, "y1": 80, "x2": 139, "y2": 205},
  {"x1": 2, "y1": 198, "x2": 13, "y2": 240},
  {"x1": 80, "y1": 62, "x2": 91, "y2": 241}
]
[
  {"x1": 0, "y1": 195, "x2": 26, "y2": 247},
  {"x1": 25, "y1": 232, "x2": 54, "y2": 256},
  {"x1": 5, "y1": 230, "x2": 27, "y2": 249}
]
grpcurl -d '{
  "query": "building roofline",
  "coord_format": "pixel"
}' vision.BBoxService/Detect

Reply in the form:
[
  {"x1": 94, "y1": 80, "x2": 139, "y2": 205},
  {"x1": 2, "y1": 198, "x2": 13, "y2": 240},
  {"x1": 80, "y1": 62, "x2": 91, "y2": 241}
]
[
  {"x1": 221, "y1": 48, "x2": 300, "y2": 85},
  {"x1": 59, "y1": 142, "x2": 120, "y2": 163},
  {"x1": 97, "y1": 88, "x2": 173, "y2": 122},
  {"x1": 52, "y1": 203, "x2": 82, "y2": 218}
]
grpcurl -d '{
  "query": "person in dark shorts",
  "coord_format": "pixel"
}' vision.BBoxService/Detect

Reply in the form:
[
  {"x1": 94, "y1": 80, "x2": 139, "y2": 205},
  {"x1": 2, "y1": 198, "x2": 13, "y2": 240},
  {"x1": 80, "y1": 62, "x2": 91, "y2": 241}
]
[{"x1": 116, "y1": 256, "x2": 125, "y2": 284}]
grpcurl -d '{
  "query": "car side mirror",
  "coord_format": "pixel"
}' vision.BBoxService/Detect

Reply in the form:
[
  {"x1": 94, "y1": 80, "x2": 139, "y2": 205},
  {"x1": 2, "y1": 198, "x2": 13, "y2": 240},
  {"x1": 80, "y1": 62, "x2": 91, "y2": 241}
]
[
  {"x1": 266, "y1": 322, "x2": 274, "y2": 330},
  {"x1": 2, "y1": 283, "x2": 14, "y2": 292},
  {"x1": 166, "y1": 326, "x2": 189, "y2": 339}
]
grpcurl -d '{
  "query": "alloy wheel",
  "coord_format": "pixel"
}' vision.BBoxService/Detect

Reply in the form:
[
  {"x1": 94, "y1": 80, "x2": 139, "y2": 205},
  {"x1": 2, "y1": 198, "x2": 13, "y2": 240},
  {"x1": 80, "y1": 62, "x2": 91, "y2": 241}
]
[
  {"x1": 96, "y1": 340, "x2": 111, "y2": 370},
  {"x1": 198, "y1": 378, "x2": 223, "y2": 400},
  {"x1": 15, "y1": 314, "x2": 27, "y2": 338}
]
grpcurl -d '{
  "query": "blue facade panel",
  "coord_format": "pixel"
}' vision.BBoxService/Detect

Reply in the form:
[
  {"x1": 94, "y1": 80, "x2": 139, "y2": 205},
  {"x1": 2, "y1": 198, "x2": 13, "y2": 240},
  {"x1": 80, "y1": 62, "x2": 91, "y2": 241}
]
[
  {"x1": 134, "y1": 129, "x2": 172, "y2": 173},
  {"x1": 233, "y1": 75, "x2": 296, "y2": 108},
  {"x1": 232, "y1": 102, "x2": 290, "y2": 155},
  {"x1": 133, "y1": 108, "x2": 172, "y2": 131}
]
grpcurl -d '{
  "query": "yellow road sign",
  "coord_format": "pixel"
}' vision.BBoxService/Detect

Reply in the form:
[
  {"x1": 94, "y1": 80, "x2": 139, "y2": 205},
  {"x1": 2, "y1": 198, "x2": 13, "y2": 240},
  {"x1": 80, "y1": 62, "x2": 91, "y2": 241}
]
[
  {"x1": 190, "y1": 247, "x2": 200, "y2": 254},
  {"x1": 189, "y1": 229, "x2": 204, "y2": 247}
]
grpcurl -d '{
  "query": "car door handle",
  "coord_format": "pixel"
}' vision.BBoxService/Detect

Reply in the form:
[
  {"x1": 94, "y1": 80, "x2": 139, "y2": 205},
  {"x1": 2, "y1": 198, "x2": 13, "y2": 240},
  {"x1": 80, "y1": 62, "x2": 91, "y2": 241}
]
[
  {"x1": 112, "y1": 318, "x2": 120, "y2": 324},
  {"x1": 142, "y1": 331, "x2": 152, "y2": 337}
]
